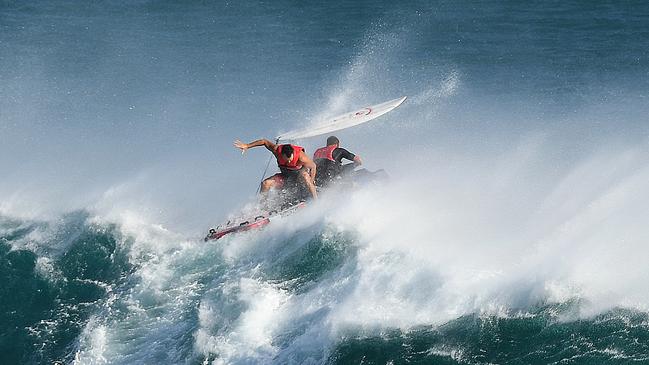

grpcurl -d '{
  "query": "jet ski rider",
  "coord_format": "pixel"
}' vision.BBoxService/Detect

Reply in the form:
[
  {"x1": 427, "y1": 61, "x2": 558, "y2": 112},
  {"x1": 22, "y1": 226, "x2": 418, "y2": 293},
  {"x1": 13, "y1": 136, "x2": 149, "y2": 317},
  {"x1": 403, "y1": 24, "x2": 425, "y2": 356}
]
[
  {"x1": 234, "y1": 138, "x2": 318, "y2": 199},
  {"x1": 312, "y1": 136, "x2": 363, "y2": 187}
]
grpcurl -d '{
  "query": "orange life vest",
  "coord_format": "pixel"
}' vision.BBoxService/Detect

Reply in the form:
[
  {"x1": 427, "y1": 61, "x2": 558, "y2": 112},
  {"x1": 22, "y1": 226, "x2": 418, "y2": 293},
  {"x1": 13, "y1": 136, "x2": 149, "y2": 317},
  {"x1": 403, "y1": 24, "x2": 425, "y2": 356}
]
[
  {"x1": 313, "y1": 145, "x2": 337, "y2": 162},
  {"x1": 275, "y1": 144, "x2": 304, "y2": 171}
]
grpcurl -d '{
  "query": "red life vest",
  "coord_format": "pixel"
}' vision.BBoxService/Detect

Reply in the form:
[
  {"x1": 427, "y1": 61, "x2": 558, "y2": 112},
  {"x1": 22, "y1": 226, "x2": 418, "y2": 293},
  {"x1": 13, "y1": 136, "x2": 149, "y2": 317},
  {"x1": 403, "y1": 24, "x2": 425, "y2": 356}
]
[
  {"x1": 275, "y1": 144, "x2": 304, "y2": 171},
  {"x1": 313, "y1": 145, "x2": 337, "y2": 162}
]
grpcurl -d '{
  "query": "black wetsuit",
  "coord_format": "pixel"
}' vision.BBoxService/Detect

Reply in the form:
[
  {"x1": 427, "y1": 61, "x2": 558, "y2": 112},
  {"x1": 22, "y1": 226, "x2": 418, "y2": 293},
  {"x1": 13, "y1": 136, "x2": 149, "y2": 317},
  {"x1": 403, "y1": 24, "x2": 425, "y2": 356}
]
[{"x1": 314, "y1": 147, "x2": 356, "y2": 187}]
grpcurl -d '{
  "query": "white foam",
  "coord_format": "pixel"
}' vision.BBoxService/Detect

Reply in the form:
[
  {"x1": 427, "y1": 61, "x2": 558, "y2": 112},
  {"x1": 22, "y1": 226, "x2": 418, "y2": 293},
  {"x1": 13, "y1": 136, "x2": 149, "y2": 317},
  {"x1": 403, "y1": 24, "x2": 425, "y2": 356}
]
[
  {"x1": 195, "y1": 278, "x2": 290, "y2": 364},
  {"x1": 322, "y1": 139, "x2": 649, "y2": 331},
  {"x1": 74, "y1": 320, "x2": 109, "y2": 365}
]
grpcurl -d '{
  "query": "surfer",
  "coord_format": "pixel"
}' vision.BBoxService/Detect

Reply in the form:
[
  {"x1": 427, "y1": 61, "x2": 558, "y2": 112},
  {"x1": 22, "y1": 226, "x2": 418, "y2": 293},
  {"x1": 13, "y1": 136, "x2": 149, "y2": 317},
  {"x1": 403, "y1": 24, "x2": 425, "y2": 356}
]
[
  {"x1": 312, "y1": 136, "x2": 362, "y2": 187},
  {"x1": 234, "y1": 139, "x2": 318, "y2": 200}
]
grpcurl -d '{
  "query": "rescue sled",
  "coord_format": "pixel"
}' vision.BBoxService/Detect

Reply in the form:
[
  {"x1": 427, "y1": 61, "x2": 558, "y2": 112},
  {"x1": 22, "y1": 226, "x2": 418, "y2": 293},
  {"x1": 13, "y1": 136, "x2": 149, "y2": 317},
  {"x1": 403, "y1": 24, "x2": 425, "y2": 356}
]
[{"x1": 204, "y1": 201, "x2": 306, "y2": 241}]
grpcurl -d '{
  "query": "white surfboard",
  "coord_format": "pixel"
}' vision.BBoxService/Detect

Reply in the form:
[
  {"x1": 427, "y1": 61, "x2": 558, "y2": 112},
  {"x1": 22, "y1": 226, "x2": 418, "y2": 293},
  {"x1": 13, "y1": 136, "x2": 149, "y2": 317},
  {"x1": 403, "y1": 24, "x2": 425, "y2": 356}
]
[{"x1": 277, "y1": 96, "x2": 407, "y2": 141}]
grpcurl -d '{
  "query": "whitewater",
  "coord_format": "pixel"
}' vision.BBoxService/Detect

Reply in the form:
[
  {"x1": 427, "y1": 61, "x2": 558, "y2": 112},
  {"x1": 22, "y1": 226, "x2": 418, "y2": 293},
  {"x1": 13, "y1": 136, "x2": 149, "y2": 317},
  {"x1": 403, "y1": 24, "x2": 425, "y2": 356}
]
[
  {"x1": 5, "y1": 138, "x2": 649, "y2": 363},
  {"x1": 2, "y1": 1, "x2": 649, "y2": 364}
]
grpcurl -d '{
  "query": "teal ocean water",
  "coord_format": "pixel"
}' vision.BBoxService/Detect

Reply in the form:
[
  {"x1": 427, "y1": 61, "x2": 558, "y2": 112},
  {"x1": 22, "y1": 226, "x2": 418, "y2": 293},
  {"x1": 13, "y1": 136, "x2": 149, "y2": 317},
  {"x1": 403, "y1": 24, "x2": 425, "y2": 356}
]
[{"x1": 2, "y1": 1, "x2": 649, "y2": 364}]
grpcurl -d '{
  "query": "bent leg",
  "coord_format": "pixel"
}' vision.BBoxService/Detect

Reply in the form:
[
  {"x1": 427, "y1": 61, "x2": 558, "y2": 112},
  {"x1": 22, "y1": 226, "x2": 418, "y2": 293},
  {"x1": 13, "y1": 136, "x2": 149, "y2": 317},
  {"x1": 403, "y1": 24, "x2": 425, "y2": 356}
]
[
  {"x1": 261, "y1": 173, "x2": 285, "y2": 193},
  {"x1": 299, "y1": 170, "x2": 318, "y2": 199},
  {"x1": 261, "y1": 178, "x2": 274, "y2": 193},
  {"x1": 260, "y1": 174, "x2": 287, "y2": 210}
]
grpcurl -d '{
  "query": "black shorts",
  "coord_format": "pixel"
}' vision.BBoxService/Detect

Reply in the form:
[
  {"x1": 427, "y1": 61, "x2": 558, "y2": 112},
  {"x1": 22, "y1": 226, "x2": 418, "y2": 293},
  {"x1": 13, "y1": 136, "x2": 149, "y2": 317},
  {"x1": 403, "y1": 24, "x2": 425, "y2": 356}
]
[{"x1": 268, "y1": 168, "x2": 302, "y2": 189}]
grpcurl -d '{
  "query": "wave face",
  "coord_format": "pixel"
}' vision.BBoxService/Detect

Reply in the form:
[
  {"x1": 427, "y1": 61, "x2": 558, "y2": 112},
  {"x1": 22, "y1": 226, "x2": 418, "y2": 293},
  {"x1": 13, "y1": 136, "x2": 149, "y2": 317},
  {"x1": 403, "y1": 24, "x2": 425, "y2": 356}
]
[
  {"x1": 0, "y1": 212, "x2": 132, "y2": 363},
  {"x1": 2, "y1": 203, "x2": 649, "y2": 364},
  {"x1": 2, "y1": 0, "x2": 649, "y2": 364}
]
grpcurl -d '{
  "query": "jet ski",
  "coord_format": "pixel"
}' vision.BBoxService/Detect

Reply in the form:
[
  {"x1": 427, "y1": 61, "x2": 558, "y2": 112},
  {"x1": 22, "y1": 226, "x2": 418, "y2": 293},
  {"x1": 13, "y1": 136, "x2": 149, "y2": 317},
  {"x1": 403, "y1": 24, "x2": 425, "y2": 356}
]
[
  {"x1": 206, "y1": 96, "x2": 405, "y2": 242},
  {"x1": 315, "y1": 162, "x2": 389, "y2": 190}
]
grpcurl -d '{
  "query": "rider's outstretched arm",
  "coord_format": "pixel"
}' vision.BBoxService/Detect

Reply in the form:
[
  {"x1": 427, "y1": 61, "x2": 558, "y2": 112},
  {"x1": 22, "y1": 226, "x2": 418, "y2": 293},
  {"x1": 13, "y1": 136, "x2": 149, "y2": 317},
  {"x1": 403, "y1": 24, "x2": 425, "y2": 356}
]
[{"x1": 234, "y1": 139, "x2": 277, "y2": 154}]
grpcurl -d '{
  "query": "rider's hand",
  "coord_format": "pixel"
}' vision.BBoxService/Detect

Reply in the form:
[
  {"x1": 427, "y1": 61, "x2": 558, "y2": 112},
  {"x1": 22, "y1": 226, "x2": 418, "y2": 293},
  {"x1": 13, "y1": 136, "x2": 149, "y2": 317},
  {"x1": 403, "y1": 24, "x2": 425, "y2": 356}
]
[{"x1": 234, "y1": 140, "x2": 248, "y2": 154}]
